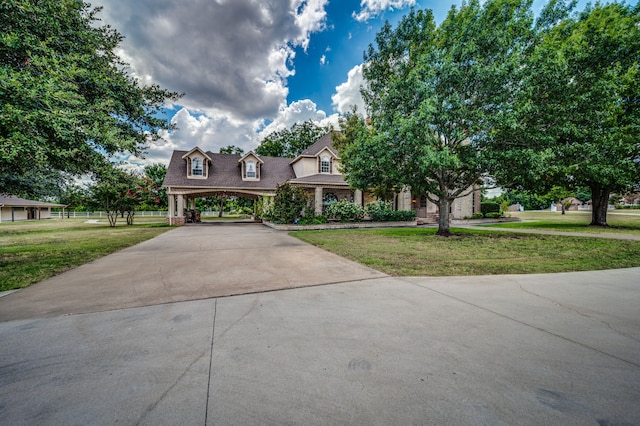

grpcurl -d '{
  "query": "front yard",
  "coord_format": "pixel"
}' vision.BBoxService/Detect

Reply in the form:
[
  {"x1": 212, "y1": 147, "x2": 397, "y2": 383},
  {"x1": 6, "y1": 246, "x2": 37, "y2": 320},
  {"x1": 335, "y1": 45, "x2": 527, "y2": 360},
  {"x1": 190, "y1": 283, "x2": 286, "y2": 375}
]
[
  {"x1": 0, "y1": 218, "x2": 171, "y2": 291},
  {"x1": 291, "y1": 227, "x2": 640, "y2": 276}
]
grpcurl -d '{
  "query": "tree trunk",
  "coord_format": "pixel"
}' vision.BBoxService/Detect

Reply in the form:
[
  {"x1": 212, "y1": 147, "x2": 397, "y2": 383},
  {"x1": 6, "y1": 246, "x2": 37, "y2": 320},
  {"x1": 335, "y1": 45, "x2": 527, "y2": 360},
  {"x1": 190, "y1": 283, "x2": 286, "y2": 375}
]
[
  {"x1": 590, "y1": 184, "x2": 610, "y2": 227},
  {"x1": 436, "y1": 198, "x2": 451, "y2": 237},
  {"x1": 218, "y1": 199, "x2": 224, "y2": 217}
]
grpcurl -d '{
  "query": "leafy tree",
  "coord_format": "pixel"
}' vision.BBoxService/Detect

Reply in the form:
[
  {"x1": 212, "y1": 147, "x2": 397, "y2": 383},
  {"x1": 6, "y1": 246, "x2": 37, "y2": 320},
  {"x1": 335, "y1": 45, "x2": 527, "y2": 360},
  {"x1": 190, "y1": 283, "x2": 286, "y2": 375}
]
[
  {"x1": 0, "y1": 1, "x2": 181, "y2": 196},
  {"x1": 58, "y1": 184, "x2": 89, "y2": 217},
  {"x1": 87, "y1": 169, "x2": 142, "y2": 226},
  {"x1": 0, "y1": 169, "x2": 66, "y2": 199},
  {"x1": 492, "y1": 2, "x2": 640, "y2": 226},
  {"x1": 219, "y1": 145, "x2": 245, "y2": 155},
  {"x1": 256, "y1": 120, "x2": 330, "y2": 158},
  {"x1": 142, "y1": 163, "x2": 168, "y2": 209},
  {"x1": 272, "y1": 183, "x2": 308, "y2": 223},
  {"x1": 341, "y1": 1, "x2": 533, "y2": 236}
]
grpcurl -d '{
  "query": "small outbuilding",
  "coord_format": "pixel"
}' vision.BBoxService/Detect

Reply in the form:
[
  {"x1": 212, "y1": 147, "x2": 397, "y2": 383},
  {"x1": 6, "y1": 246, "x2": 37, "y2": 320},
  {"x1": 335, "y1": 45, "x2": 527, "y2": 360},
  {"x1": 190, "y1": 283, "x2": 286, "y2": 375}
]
[{"x1": 0, "y1": 195, "x2": 65, "y2": 222}]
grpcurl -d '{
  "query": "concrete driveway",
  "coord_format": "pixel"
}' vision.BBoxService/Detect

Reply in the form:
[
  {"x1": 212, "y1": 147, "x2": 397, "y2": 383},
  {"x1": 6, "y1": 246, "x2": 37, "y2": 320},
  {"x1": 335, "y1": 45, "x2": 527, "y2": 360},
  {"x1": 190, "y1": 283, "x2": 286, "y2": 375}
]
[{"x1": 1, "y1": 224, "x2": 639, "y2": 425}]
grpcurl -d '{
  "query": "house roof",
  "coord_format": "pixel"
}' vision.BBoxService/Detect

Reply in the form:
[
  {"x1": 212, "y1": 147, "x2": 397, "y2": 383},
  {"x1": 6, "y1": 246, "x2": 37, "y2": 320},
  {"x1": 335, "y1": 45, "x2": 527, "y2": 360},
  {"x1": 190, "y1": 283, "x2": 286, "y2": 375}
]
[
  {"x1": 163, "y1": 151, "x2": 296, "y2": 189},
  {"x1": 291, "y1": 132, "x2": 340, "y2": 164},
  {"x1": 238, "y1": 151, "x2": 264, "y2": 164},
  {"x1": 181, "y1": 146, "x2": 211, "y2": 161},
  {"x1": 288, "y1": 174, "x2": 349, "y2": 186},
  {"x1": 0, "y1": 195, "x2": 65, "y2": 207}
]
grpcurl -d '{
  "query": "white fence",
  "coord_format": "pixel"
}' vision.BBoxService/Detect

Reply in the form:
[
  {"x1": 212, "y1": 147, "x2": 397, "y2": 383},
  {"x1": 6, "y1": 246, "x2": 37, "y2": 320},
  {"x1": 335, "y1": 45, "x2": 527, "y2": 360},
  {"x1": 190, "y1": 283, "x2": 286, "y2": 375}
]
[{"x1": 52, "y1": 211, "x2": 168, "y2": 218}]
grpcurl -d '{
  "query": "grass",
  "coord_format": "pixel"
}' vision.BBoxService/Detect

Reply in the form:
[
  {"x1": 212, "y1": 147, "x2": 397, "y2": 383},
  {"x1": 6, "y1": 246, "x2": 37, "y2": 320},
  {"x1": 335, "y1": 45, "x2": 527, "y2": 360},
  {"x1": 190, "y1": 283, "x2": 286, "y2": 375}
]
[
  {"x1": 0, "y1": 218, "x2": 171, "y2": 291},
  {"x1": 290, "y1": 227, "x2": 640, "y2": 276},
  {"x1": 486, "y1": 211, "x2": 640, "y2": 236}
]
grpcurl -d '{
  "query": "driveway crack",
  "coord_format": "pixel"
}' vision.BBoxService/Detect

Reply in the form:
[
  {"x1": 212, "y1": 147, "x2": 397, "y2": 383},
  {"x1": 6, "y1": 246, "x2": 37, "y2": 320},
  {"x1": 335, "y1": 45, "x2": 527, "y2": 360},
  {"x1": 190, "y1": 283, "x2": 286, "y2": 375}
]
[
  {"x1": 204, "y1": 299, "x2": 217, "y2": 425},
  {"x1": 516, "y1": 282, "x2": 640, "y2": 344}
]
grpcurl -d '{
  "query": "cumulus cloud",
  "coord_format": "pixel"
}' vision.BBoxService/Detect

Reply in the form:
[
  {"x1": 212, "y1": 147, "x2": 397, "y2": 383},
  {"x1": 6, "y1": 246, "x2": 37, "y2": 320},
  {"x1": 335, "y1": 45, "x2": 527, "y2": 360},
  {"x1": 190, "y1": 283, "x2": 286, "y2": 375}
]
[
  {"x1": 94, "y1": 0, "x2": 328, "y2": 120},
  {"x1": 352, "y1": 0, "x2": 416, "y2": 22},
  {"x1": 331, "y1": 64, "x2": 366, "y2": 115},
  {"x1": 257, "y1": 100, "x2": 339, "y2": 139}
]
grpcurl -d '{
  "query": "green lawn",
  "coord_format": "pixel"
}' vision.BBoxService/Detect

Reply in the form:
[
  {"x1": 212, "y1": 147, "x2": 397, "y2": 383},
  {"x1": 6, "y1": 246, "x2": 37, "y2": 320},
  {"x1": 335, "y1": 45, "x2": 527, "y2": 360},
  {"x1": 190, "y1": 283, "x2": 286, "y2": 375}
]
[
  {"x1": 291, "y1": 227, "x2": 640, "y2": 276},
  {"x1": 0, "y1": 218, "x2": 171, "y2": 291},
  {"x1": 487, "y1": 210, "x2": 640, "y2": 235}
]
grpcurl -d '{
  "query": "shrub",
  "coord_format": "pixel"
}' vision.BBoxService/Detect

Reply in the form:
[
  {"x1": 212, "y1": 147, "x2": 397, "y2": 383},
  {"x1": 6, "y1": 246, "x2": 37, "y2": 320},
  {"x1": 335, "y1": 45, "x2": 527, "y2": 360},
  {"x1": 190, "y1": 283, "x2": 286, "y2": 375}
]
[
  {"x1": 272, "y1": 183, "x2": 308, "y2": 223},
  {"x1": 485, "y1": 212, "x2": 503, "y2": 219},
  {"x1": 366, "y1": 200, "x2": 415, "y2": 221},
  {"x1": 326, "y1": 200, "x2": 365, "y2": 221},
  {"x1": 472, "y1": 212, "x2": 485, "y2": 219},
  {"x1": 297, "y1": 213, "x2": 328, "y2": 225},
  {"x1": 481, "y1": 202, "x2": 500, "y2": 215}
]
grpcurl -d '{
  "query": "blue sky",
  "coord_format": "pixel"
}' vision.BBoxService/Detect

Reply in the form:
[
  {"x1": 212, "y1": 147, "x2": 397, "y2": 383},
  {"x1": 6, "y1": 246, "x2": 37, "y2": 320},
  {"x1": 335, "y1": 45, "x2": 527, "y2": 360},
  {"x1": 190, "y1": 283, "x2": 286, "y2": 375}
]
[{"x1": 92, "y1": 0, "x2": 584, "y2": 168}]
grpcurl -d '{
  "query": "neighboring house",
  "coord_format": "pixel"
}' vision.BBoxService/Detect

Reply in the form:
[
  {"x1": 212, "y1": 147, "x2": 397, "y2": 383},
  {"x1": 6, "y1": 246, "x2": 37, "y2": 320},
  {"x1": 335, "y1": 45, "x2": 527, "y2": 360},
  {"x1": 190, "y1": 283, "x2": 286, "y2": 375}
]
[
  {"x1": 0, "y1": 195, "x2": 65, "y2": 222},
  {"x1": 162, "y1": 132, "x2": 480, "y2": 225},
  {"x1": 556, "y1": 197, "x2": 583, "y2": 211}
]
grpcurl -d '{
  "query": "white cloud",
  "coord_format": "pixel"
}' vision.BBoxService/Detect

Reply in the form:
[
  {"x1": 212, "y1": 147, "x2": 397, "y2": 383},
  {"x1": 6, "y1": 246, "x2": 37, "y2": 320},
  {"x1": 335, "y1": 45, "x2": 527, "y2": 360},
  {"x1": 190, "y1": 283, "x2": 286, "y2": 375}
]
[
  {"x1": 258, "y1": 100, "x2": 339, "y2": 139},
  {"x1": 352, "y1": 0, "x2": 416, "y2": 22},
  {"x1": 331, "y1": 64, "x2": 366, "y2": 115},
  {"x1": 94, "y1": 0, "x2": 329, "y2": 120},
  {"x1": 320, "y1": 54, "x2": 327, "y2": 65}
]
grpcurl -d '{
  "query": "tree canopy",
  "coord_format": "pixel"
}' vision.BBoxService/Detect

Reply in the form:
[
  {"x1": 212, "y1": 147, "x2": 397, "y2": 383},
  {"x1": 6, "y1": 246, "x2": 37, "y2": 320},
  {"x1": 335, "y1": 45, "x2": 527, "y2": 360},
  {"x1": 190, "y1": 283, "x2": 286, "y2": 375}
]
[
  {"x1": 0, "y1": 1, "x2": 181, "y2": 196},
  {"x1": 340, "y1": 0, "x2": 534, "y2": 236},
  {"x1": 256, "y1": 120, "x2": 330, "y2": 158},
  {"x1": 491, "y1": 1, "x2": 640, "y2": 226}
]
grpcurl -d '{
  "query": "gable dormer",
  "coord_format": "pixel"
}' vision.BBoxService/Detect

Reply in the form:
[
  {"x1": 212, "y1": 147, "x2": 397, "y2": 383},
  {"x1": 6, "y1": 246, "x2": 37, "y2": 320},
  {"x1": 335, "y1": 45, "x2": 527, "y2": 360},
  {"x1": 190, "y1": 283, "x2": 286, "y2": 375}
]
[
  {"x1": 316, "y1": 147, "x2": 337, "y2": 174},
  {"x1": 238, "y1": 151, "x2": 263, "y2": 181},
  {"x1": 182, "y1": 147, "x2": 211, "y2": 179}
]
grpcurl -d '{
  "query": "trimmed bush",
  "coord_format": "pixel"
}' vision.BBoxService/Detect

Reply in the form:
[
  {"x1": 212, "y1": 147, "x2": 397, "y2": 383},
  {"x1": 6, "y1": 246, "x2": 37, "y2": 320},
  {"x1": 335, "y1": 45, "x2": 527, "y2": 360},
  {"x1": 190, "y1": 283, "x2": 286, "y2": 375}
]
[
  {"x1": 481, "y1": 202, "x2": 500, "y2": 215},
  {"x1": 485, "y1": 212, "x2": 503, "y2": 218},
  {"x1": 366, "y1": 200, "x2": 416, "y2": 221},
  {"x1": 298, "y1": 213, "x2": 328, "y2": 225},
  {"x1": 326, "y1": 200, "x2": 365, "y2": 221}
]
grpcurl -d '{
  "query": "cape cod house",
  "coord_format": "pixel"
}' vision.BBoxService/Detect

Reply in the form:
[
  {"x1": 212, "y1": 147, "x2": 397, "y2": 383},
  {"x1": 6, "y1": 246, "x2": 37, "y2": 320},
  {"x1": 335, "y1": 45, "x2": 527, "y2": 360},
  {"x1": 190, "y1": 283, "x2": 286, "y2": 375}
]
[{"x1": 162, "y1": 132, "x2": 480, "y2": 224}]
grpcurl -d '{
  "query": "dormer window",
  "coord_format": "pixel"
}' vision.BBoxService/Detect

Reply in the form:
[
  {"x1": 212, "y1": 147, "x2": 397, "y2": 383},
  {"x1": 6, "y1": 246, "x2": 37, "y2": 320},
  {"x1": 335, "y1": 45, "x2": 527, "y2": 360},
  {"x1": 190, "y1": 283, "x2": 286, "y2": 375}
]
[
  {"x1": 239, "y1": 151, "x2": 263, "y2": 181},
  {"x1": 192, "y1": 158, "x2": 203, "y2": 176},
  {"x1": 246, "y1": 160, "x2": 256, "y2": 178},
  {"x1": 320, "y1": 156, "x2": 331, "y2": 174},
  {"x1": 182, "y1": 147, "x2": 211, "y2": 179}
]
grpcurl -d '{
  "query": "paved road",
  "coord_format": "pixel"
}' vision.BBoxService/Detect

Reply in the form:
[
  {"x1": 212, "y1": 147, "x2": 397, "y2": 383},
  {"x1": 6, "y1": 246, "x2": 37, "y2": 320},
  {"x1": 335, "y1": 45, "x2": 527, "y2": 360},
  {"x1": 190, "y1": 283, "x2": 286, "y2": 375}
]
[{"x1": 1, "y1": 224, "x2": 639, "y2": 425}]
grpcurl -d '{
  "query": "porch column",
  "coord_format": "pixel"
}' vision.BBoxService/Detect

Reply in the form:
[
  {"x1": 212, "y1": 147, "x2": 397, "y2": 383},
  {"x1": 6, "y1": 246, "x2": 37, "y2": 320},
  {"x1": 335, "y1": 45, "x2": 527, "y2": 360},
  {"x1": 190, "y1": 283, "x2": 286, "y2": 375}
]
[
  {"x1": 354, "y1": 189, "x2": 363, "y2": 206},
  {"x1": 315, "y1": 187, "x2": 323, "y2": 215},
  {"x1": 190, "y1": 198, "x2": 196, "y2": 210},
  {"x1": 177, "y1": 195, "x2": 185, "y2": 217},
  {"x1": 168, "y1": 195, "x2": 175, "y2": 217},
  {"x1": 398, "y1": 189, "x2": 412, "y2": 210}
]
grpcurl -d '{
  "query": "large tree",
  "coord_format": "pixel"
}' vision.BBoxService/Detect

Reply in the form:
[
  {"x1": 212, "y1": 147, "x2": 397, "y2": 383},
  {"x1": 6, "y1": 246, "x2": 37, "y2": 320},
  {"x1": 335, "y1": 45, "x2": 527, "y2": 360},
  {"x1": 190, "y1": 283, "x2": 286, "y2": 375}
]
[
  {"x1": 256, "y1": 120, "x2": 330, "y2": 158},
  {"x1": 492, "y1": 2, "x2": 640, "y2": 226},
  {"x1": 0, "y1": 1, "x2": 181, "y2": 196},
  {"x1": 341, "y1": 1, "x2": 533, "y2": 236}
]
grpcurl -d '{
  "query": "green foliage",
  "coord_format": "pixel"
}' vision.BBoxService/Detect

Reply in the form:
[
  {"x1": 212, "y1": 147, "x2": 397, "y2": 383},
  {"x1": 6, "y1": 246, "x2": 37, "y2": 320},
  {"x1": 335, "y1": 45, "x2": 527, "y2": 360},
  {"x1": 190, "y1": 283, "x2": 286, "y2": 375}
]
[
  {"x1": 481, "y1": 203, "x2": 501, "y2": 215},
  {"x1": 325, "y1": 200, "x2": 365, "y2": 221},
  {"x1": 0, "y1": 1, "x2": 181, "y2": 195},
  {"x1": 272, "y1": 183, "x2": 308, "y2": 223},
  {"x1": 343, "y1": 0, "x2": 533, "y2": 236},
  {"x1": 142, "y1": 163, "x2": 168, "y2": 209},
  {"x1": 256, "y1": 120, "x2": 330, "y2": 158},
  {"x1": 471, "y1": 212, "x2": 485, "y2": 219},
  {"x1": 87, "y1": 169, "x2": 143, "y2": 227},
  {"x1": 485, "y1": 212, "x2": 503, "y2": 219},
  {"x1": 491, "y1": 2, "x2": 640, "y2": 226},
  {"x1": 366, "y1": 200, "x2": 415, "y2": 221},
  {"x1": 219, "y1": 145, "x2": 244, "y2": 155},
  {"x1": 487, "y1": 189, "x2": 553, "y2": 211},
  {"x1": 297, "y1": 212, "x2": 328, "y2": 225}
]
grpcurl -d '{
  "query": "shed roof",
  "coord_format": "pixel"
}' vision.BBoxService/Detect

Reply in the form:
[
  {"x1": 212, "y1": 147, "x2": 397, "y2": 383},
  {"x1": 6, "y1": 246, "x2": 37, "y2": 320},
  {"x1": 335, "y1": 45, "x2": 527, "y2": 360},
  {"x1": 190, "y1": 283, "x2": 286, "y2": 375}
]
[{"x1": 0, "y1": 195, "x2": 65, "y2": 207}]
